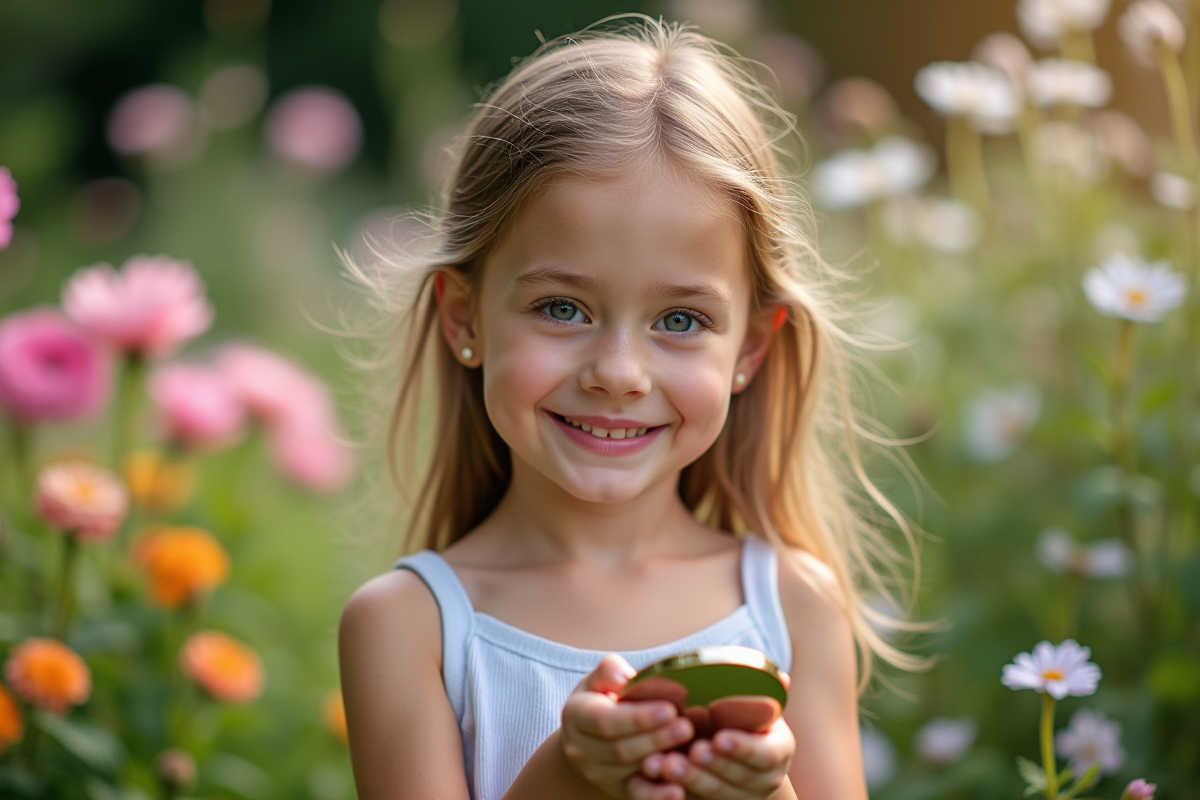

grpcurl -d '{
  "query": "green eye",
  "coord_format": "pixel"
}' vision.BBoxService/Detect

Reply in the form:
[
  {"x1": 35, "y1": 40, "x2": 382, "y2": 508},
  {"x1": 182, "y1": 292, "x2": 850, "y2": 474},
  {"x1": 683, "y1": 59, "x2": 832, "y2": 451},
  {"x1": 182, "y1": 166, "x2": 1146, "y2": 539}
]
[
  {"x1": 548, "y1": 302, "x2": 578, "y2": 321},
  {"x1": 661, "y1": 311, "x2": 697, "y2": 332}
]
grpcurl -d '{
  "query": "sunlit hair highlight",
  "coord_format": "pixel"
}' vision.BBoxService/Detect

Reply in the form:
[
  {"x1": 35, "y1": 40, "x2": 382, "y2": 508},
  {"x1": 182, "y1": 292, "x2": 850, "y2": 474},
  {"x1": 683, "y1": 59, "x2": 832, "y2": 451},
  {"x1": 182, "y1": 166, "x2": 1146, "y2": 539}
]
[{"x1": 347, "y1": 15, "x2": 927, "y2": 689}]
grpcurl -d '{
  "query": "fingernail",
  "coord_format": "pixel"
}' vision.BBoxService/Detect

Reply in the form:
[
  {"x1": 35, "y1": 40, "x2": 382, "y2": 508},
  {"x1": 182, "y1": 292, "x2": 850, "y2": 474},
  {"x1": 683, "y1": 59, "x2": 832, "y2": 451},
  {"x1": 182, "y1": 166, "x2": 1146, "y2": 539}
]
[
  {"x1": 667, "y1": 759, "x2": 687, "y2": 779},
  {"x1": 671, "y1": 719, "x2": 690, "y2": 738},
  {"x1": 652, "y1": 705, "x2": 672, "y2": 724},
  {"x1": 716, "y1": 736, "x2": 734, "y2": 753},
  {"x1": 694, "y1": 746, "x2": 714, "y2": 765}
]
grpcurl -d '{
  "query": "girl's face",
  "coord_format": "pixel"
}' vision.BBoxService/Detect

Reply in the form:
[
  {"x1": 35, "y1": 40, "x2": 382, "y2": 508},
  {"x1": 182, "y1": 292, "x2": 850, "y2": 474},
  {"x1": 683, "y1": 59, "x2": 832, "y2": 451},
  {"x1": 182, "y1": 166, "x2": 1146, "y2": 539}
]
[{"x1": 440, "y1": 160, "x2": 776, "y2": 505}]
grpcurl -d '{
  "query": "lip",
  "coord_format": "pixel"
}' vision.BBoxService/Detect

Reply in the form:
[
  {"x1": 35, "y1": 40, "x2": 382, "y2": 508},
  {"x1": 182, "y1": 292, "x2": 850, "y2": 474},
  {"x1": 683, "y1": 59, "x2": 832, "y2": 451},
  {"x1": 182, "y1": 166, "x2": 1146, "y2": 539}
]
[{"x1": 545, "y1": 411, "x2": 667, "y2": 455}]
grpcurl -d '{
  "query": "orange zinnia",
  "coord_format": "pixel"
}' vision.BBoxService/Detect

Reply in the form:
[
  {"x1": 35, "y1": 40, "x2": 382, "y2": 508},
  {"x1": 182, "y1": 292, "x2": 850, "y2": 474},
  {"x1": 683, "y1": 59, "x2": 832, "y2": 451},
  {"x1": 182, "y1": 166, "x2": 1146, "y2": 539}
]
[
  {"x1": 135, "y1": 527, "x2": 229, "y2": 609},
  {"x1": 180, "y1": 631, "x2": 263, "y2": 703},
  {"x1": 324, "y1": 689, "x2": 347, "y2": 744},
  {"x1": 0, "y1": 684, "x2": 24, "y2": 754},
  {"x1": 123, "y1": 449, "x2": 196, "y2": 513},
  {"x1": 4, "y1": 638, "x2": 91, "y2": 715}
]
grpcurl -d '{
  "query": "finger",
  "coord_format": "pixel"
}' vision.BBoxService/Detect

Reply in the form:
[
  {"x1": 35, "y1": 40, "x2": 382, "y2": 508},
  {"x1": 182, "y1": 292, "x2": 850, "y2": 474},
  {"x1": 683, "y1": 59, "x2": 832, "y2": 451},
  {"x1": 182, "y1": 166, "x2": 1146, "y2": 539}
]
[
  {"x1": 628, "y1": 774, "x2": 686, "y2": 800},
  {"x1": 689, "y1": 740, "x2": 784, "y2": 794},
  {"x1": 568, "y1": 693, "x2": 679, "y2": 739},
  {"x1": 660, "y1": 753, "x2": 750, "y2": 800},
  {"x1": 642, "y1": 752, "x2": 665, "y2": 779},
  {"x1": 582, "y1": 653, "x2": 637, "y2": 695},
  {"x1": 780, "y1": 671, "x2": 791, "y2": 690},
  {"x1": 711, "y1": 724, "x2": 793, "y2": 772},
  {"x1": 568, "y1": 715, "x2": 693, "y2": 767}
]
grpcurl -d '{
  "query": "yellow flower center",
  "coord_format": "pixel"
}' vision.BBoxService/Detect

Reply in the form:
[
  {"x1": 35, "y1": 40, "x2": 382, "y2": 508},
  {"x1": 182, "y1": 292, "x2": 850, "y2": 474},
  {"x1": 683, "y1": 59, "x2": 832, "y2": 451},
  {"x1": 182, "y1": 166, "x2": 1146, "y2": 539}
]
[
  {"x1": 67, "y1": 478, "x2": 99, "y2": 504},
  {"x1": 1042, "y1": 669, "x2": 1064, "y2": 681},
  {"x1": 1125, "y1": 288, "x2": 1147, "y2": 307}
]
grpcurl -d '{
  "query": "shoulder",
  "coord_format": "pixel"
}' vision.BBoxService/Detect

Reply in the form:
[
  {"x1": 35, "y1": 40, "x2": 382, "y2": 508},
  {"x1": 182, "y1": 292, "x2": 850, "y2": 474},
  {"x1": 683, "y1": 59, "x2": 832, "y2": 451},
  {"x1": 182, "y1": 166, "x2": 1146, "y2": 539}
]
[
  {"x1": 769, "y1": 542, "x2": 856, "y2": 675},
  {"x1": 339, "y1": 567, "x2": 442, "y2": 672}
]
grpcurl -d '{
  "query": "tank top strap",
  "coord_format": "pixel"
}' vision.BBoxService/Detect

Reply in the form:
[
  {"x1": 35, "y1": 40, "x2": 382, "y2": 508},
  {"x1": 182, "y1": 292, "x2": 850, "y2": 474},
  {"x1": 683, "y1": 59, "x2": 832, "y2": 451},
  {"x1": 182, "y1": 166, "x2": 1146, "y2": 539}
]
[
  {"x1": 740, "y1": 535, "x2": 794, "y2": 674},
  {"x1": 393, "y1": 550, "x2": 474, "y2": 721}
]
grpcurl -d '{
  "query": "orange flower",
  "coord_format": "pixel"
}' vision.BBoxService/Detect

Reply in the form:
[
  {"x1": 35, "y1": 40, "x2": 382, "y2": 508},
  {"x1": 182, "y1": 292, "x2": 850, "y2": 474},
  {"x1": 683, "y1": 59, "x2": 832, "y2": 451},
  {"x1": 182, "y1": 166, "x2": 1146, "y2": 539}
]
[
  {"x1": 123, "y1": 449, "x2": 196, "y2": 513},
  {"x1": 4, "y1": 638, "x2": 91, "y2": 715},
  {"x1": 35, "y1": 460, "x2": 128, "y2": 541},
  {"x1": 180, "y1": 631, "x2": 263, "y2": 703},
  {"x1": 323, "y1": 689, "x2": 347, "y2": 744},
  {"x1": 135, "y1": 527, "x2": 229, "y2": 609},
  {"x1": 0, "y1": 684, "x2": 24, "y2": 754}
]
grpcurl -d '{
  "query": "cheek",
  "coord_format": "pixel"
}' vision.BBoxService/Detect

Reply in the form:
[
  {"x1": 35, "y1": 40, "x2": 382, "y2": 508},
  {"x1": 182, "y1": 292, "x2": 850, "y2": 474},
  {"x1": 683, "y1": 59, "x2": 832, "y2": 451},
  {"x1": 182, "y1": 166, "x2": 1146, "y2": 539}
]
[
  {"x1": 660, "y1": 353, "x2": 733, "y2": 440},
  {"x1": 480, "y1": 323, "x2": 563, "y2": 438}
]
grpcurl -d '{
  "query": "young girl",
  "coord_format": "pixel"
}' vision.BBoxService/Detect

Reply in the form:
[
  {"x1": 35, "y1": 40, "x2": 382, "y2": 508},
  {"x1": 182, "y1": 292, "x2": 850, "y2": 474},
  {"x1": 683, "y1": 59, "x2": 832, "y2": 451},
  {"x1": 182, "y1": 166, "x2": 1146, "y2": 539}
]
[{"x1": 339, "y1": 16, "x2": 916, "y2": 800}]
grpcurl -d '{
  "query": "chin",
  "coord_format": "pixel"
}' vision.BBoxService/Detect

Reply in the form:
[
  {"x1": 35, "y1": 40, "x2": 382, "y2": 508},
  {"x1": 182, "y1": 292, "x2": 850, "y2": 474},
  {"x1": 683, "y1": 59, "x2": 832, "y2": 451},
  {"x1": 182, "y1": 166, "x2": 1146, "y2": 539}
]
[{"x1": 555, "y1": 470, "x2": 652, "y2": 505}]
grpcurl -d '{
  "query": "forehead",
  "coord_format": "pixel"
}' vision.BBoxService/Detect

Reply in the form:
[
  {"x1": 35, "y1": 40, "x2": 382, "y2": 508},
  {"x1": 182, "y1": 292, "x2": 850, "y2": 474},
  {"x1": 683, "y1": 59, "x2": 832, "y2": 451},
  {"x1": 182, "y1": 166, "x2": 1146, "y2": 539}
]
[{"x1": 483, "y1": 162, "x2": 751, "y2": 299}]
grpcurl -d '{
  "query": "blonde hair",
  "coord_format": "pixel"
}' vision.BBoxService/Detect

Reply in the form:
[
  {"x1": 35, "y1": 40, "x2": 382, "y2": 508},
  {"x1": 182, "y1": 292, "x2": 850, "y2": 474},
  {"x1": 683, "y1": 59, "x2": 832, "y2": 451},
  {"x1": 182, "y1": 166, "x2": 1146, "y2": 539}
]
[{"x1": 351, "y1": 15, "x2": 925, "y2": 689}]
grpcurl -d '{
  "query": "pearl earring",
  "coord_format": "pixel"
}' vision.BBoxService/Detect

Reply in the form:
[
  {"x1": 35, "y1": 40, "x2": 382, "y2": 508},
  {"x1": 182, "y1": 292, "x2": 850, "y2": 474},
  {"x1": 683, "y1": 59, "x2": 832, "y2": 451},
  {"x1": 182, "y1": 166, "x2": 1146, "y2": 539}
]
[
  {"x1": 734, "y1": 372, "x2": 746, "y2": 387},
  {"x1": 460, "y1": 346, "x2": 474, "y2": 361}
]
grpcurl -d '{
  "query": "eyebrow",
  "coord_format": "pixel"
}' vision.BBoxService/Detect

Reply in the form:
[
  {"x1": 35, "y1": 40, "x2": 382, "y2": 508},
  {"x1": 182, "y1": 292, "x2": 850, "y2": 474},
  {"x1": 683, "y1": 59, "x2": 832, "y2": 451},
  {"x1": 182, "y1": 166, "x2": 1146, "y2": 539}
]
[{"x1": 513, "y1": 264, "x2": 734, "y2": 308}]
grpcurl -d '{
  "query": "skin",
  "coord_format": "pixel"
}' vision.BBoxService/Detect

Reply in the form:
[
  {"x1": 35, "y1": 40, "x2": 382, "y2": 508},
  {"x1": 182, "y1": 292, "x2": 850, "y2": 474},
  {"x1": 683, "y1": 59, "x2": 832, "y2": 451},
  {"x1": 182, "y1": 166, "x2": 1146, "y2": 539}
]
[{"x1": 339, "y1": 158, "x2": 867, "y2": 800}]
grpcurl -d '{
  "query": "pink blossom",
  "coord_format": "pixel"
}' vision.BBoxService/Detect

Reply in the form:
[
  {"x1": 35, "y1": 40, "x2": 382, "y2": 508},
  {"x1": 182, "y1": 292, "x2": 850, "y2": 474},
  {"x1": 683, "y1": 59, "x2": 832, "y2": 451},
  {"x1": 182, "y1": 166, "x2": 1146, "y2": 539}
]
[
  {"x1": 217, "y1": 343, "x2": 331, "y2": 426},
  {"x1": 0, "y1": 167, "x2": 19, "y2": 250},
  {"x1": 1122, "y1": 779, "x2": 1157, "y2": 799},
  {"x1": 267, "y1": 423, "x2": 354, "y2": 493},
  {"x1": 149, "y1": 364, "x2": 245, "y2": 450},
  {"x1": 62, "y1": 255, "x2": 214, "y2": 358},
  {"x1": 264, "y1": 87, "x2": 361, "y2": 173},
  {"x1": 35, "y1": 461, "x2": 128, "y2": 541},
  {"x1": 107, "y1": 85, "x2": 203, "y2": 165},
  {"x1": 0, "y1": 308, "x2": 110, "y2": 423}
]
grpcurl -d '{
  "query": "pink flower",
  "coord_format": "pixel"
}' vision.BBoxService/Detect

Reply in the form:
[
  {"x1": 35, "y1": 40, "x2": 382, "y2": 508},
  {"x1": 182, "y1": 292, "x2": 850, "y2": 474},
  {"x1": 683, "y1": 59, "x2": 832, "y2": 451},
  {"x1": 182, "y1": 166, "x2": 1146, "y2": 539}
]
[
  {"x1": 35, "y1": 461, "x2": 128, "y2": 541},
  {"x1": 107, "y1": 85, "x2": 203, "y2": 165},
  {"x1": 217, "y1": 343, "x2": 330, "y2": 425},
  {"x1": 149, "y1": 364, "x2": 245, "y2": 450},
  {"x1": 62, "y1": 255, "x2": 214, "y2": 358},
  {"x1": 268, "y1": 423, "x2": 354, "y2": 493},
  {"x1": 1122, "y1": 779, "x2": 1157, "y2": 799},
  {"x1": 264, "y1": 87, "x2": 361, "y2": 173},
  {"x1": 0, "y1": 167, "x2": 19, "y2": 250},
  {"x1": 0, "y1": 308, "x2": 110, "y2": 423}
]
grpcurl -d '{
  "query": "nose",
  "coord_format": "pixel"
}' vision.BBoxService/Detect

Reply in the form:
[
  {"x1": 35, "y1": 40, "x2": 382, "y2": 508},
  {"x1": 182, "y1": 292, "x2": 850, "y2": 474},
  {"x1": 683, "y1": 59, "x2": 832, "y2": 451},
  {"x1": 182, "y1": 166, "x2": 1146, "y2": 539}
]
[{"x1": 579, "y1": 326, "x2": 652, "y2": 398}]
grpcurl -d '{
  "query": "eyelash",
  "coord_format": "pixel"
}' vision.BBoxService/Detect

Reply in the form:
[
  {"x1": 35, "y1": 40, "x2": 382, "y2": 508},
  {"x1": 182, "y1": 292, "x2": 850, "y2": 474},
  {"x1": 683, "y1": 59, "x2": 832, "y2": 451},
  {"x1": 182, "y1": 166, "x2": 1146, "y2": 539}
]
[{"x1": 529, "y1": 296, "x2": 715, "y2": 336}]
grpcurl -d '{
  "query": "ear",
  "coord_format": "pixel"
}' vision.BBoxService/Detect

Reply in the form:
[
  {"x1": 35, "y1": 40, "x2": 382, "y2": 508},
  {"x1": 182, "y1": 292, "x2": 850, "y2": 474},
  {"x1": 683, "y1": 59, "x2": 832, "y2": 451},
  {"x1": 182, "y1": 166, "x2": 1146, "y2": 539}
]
[
  {"x1": 434, "y1": 269, "x2": 479, "y2": 366},
  {"x1": 732, "y1": 304, "x2": 787, "y2": 393}
]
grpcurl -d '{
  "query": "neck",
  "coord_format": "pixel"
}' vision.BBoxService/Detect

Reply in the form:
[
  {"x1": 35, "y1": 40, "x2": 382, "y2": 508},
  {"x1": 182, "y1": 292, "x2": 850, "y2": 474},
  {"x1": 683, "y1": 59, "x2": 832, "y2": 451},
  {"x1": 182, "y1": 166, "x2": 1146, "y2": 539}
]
[{"x1": 480, "y1": 456, "x2": 703, "y2": 567}]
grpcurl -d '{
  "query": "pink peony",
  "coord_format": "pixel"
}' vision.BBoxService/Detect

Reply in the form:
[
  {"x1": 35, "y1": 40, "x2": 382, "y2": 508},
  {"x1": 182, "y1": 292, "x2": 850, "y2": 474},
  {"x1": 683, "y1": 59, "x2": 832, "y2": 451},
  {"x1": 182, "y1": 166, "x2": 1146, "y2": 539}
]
[
  {"x1": 264, "y1": 87, "x2": 361, "y2": 173},
  {"x1": 62, "y1": 255, "x2": 214, "y2": 358},
  {"x1": 0, "y1": 167, "x2": 19, "y2": 250},
  {"x1": 0, "y1": 308, "x2": 110, "y2": 423},
  {"x1": 35, "y1": 461, "x2": 128, "y2": 541},
  {"x1": 267, "y1": 423, "x2": 354, "y2": 493},
  {"x1": 149, "y1": 364, "x2": 245, "y2": 450},
  {"x1": 217, "y1": 343, "x2": 332, "y2": 426}
]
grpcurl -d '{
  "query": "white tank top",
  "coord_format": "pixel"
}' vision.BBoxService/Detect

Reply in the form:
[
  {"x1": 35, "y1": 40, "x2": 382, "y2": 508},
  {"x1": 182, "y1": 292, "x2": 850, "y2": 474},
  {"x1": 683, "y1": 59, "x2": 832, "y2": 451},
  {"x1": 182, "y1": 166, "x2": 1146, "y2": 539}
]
[{"x1": 393, "y1": 534, "x2": 794, "y2": 800}]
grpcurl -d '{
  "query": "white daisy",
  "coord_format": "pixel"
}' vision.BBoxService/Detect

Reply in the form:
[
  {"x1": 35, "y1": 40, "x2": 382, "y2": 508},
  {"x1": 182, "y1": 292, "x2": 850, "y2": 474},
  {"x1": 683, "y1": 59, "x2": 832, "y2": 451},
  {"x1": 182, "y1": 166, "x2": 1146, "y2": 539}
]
[
  {"x1": 1027, "y1": 59, "x2": 1112, "y2": 107},
  {"x1": 1001, "y1": 639, "x2": 1102, "y2": 699},
  {"x1": 882, "y1": 195, "x2": 983, "y2": 253},
  {"x1": 860, "y1": 726, "x2": 896, "y2": 788},
  {"x1": 973, "y1": 32, "x2": 1034, "y2": 90},
  {"x1": 914, "y1": 62, "x2": 1021, "y2": 134},
  {"x1": 1082, "y1": 252, "x2": 1187, "y2": 322},
  {"x1": 1150, "y1": 171, "x2": 1196, "y2": 209},
  {"x1": 1056, "y1": 709, "x2": 1126, "y2": 776},
  {"x1": 1119, "y1": 1, "x2": 1186, "y2": 67},
  {"x1": 1018, "y1": 0, "x2": 1111, "y2": 48},
  {"x1": 914, "y1": 717, "x2": 978, "y2": 766},
  {"x1": 963, "y1": 382, "x2": 1041, "y2": 462},
  {"x1": 1037, "y1": 527, "x2": 1132, "y2": 578},
  {"x1": 811, "y1": 136, "x2": 935, "y2": 210}
]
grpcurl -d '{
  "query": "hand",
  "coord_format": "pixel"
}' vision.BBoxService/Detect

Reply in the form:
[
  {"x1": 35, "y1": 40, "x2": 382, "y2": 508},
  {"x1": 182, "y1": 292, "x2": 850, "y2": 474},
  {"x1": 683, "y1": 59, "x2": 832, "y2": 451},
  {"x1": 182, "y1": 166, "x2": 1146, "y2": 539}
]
[
  {"x1": 638, "y1": 716, "x2": 796, "y2": 800},
  {"x1": 561, "y1": 654, "x2": 696, "y2": 799}
]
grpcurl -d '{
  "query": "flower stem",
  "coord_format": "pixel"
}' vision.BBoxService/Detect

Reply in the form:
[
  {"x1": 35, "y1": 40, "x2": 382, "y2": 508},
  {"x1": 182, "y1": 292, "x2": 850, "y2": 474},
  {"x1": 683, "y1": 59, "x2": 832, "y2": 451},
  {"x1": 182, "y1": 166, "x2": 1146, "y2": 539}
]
[
  {"x1": 110, "y1": 353, "x2": 145, "y2": 472},
  {"x1": 53, "y1": 534, "x2": 78, "y2": 638},
  {"x1": 947, "y1": 116, "x2": 990, "y2": 211},
  {"x1": 1157, "y1": 42, "x2": 1198, "y2": 177},
  {"x1": 1041, "y1": 693, "x2": 1059, "y2": 800},
  {"x1": 1111, "y1": 320, "x2": 1139, "y2": 476},
  {"x1": 5, "y1": 418, "x2": 34, "y2": 512}
]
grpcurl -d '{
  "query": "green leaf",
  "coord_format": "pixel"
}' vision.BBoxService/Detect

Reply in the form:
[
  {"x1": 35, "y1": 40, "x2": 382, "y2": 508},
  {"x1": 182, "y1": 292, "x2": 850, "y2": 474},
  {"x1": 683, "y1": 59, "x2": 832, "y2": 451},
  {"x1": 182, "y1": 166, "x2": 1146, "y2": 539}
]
[
  {"x1": 1057, "y1": 767, "x2": 1074, "y2": 785},
  {"x1": 0, "y1": 763, "x2": 44, "y2": 797},
  {"x1": 1016, "y1": 756, "x2": 1047, "y2": 795},
  {"x1": 35, "y1": 710, "x2": 122, "y2": 776},
  {"x1": 1139, "y1": 379, "x2": 1179, "y2": 414},
  {"x1": 1062, "y1": 763, "x2": 1101, "y2": 799}
]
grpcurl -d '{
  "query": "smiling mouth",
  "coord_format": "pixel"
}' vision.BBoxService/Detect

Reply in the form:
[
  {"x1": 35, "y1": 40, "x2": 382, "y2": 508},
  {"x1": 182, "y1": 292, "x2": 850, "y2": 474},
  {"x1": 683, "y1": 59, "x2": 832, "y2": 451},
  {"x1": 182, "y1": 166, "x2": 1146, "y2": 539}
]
[{"x1": 553, "y1": 413, "x2": 660, "y2": 440}]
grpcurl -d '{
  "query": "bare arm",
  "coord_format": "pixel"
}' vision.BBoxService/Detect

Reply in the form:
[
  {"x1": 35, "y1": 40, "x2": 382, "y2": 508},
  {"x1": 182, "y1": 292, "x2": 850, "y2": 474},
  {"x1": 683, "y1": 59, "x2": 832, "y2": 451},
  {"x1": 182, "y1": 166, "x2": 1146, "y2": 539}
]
[
  {"x1": 339, "y1": 570, "x2": 472, "y2": 800},
  {"x1": 778, "y1": 551, "x2": 868, "y2": 800}
]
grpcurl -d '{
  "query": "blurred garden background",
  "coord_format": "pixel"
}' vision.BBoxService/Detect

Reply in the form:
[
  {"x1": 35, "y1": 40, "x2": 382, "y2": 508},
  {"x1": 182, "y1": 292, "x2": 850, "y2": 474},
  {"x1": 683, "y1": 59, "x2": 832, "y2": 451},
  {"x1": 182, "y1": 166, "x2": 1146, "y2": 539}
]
[{"x1": 1, "y1": 0, "x2": 1199, "y2": 798}]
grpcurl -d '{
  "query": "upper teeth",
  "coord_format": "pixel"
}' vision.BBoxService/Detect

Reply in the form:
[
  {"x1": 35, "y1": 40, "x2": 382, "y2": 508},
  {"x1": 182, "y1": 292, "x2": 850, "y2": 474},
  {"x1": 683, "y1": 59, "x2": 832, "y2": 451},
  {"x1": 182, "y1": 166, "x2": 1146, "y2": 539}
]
[{"x1": 563, "y1": 417, "x2": 649, "y2": 439}]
